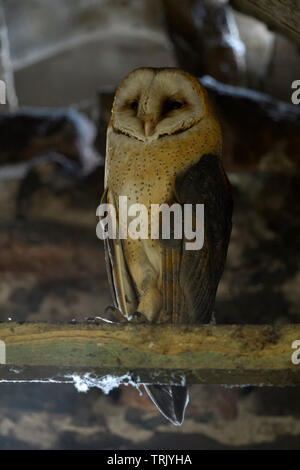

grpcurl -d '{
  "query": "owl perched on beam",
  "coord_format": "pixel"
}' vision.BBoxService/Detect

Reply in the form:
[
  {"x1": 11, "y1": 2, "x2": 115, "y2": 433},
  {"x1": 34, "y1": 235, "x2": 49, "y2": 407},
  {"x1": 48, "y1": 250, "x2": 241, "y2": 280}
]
[{"x1": 100, "y1": 67, "x2": 232, "y2": 425}]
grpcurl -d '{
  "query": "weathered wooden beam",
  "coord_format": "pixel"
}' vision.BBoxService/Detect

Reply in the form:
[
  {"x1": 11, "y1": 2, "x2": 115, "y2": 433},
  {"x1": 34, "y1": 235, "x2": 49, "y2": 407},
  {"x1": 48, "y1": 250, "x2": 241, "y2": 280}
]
[
  {"x1": 0, "y1": 322, "x2": 299, "y2": 387},
  {"x1": 231, "y1": 0, "x2": 300, "y2": 44}
]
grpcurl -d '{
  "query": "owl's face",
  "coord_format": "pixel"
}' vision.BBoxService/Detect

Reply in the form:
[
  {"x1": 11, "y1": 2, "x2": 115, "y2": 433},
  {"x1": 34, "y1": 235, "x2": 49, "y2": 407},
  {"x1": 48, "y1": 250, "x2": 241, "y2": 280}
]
[{"x1": 111, "y1": 68, "x2": 207, "y2": 142}]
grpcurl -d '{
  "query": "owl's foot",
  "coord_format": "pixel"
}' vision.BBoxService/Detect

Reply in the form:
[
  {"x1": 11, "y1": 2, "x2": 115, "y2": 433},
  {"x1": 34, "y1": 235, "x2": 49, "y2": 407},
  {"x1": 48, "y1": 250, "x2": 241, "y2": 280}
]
[
  {"x1": 97, "y1": 306, "x2": 127, "y2": 324},
  {"x1": 131, "y1": 311, "x2": 148, "y2": 323}
]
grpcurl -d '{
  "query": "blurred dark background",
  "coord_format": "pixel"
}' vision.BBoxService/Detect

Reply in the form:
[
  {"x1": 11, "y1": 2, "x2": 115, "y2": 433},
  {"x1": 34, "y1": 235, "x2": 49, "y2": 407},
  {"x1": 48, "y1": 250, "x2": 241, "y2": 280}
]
[{"x1": 0, "y1": 0, "x2": 299, "y2": 450}]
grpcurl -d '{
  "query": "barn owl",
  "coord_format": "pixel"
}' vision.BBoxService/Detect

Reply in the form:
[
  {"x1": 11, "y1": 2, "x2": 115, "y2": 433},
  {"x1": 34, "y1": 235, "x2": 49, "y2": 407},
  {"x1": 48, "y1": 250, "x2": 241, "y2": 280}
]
[{"x1": 100, "y1": 67, "x2": 232, "y2": 425}]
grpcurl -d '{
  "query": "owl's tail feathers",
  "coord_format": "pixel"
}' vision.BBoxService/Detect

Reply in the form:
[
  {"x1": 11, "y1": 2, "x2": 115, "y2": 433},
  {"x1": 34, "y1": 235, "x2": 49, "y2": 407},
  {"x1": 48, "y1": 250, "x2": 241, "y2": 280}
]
[{"x1": 144, "y1": 384, "x2": 189, "y2": 426}]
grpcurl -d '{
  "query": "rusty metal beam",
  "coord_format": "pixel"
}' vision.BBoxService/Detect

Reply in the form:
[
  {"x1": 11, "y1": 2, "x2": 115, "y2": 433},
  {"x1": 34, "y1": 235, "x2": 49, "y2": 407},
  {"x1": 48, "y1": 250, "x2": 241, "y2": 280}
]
[{"x1": 0, "y1": 322, "x2": 299, "y2": 387}]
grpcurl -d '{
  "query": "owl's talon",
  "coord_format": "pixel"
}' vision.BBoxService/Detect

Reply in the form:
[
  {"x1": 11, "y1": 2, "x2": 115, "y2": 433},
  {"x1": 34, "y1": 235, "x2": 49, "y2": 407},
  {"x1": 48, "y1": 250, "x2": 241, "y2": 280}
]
[
  {"x1": 131, "y1": 311, "x2": 147, "y2": 323},
  {"x1": 97, "y1": 306, "x2": 126, "y2": 323}
]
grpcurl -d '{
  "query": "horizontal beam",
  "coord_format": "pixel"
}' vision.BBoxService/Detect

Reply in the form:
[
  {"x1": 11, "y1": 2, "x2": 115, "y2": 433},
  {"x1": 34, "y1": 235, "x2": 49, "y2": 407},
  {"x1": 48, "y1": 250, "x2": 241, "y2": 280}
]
[{"x1": 0, "y1": 322, "x2": 299, "y2": 388}]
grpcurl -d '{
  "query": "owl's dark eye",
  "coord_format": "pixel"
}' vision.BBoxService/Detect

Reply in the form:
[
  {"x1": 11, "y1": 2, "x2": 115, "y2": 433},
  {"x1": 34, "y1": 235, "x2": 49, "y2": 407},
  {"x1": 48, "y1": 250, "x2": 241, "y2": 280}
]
[
  {"x1": 170, "y1": 101, "x2": 183, "y2": 110},
  {"x1": 163, "y1": 100, "x2": 183, "y2": 114},
  {"x1": 130, "y1": 100, "x2": 138, "y2": 111}
]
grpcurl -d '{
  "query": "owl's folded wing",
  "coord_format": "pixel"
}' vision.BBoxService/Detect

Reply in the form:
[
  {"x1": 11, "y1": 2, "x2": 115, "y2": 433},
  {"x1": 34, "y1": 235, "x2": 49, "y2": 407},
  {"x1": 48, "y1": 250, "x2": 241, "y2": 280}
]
[
  {"x1": 100, "y1": 188, "x2": 138, "y2": 320},
  {"x1": 172, "y1": 153, "x2": 233, "y2": 324}
]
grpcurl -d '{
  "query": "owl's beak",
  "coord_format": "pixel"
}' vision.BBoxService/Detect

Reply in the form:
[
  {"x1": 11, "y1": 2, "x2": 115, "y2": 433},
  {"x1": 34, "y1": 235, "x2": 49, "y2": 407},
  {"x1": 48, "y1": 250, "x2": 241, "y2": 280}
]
[{"x1": 144, "y1": 120, "x2": 156, "y2": 137}]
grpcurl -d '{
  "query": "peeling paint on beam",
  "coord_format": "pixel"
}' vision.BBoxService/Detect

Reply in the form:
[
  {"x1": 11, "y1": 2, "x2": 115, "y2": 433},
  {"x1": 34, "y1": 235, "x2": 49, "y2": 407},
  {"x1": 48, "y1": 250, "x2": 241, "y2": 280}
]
[{"x1": 0, "y1": 322, "x2": 299, "y2": 386}]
